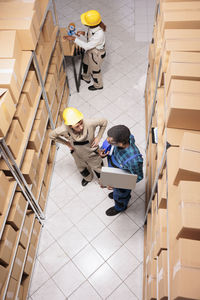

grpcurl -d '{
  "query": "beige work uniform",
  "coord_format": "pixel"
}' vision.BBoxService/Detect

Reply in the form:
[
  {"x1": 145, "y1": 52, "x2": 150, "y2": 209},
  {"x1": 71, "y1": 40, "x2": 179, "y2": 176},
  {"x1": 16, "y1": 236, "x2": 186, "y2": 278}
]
[{"x1": 49, "y1": 118, "x2": 107, "y2": 182}]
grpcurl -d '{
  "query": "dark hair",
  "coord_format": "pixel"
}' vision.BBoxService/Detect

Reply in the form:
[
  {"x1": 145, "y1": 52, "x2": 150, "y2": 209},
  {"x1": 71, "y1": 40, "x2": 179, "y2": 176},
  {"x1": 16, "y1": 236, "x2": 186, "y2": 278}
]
[
  {"x1": 107, "y1": 125, "x2": 130, "y2": 144},
  {"x1": 89, "y1": 21, "x2": 106, "y2": 32}
]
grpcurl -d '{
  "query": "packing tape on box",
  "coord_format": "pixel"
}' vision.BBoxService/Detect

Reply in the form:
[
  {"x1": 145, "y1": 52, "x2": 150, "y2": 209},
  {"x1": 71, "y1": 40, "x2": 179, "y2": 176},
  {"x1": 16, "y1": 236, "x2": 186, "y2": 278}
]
[
  {"x1": 6, "y1": 291, "x2": 14, "y2": 299},
  {"x1": 16, "y1": 257, "x2": 22, "y2": 267},
  {"x1": 0, "y1": 188, "x2": 6, "y2": 199},
  {"x1": 148, "y1": 275, "x2": 153, "y2": 285},
  {"x1": 16, "y1": 205, "x2": 24, "y2": 217},
  {"x1": 0, "y1": 69, "x2": 20, "y2": 90},
  {"x1": 27, "y1": 255, "x2": 33, "y2": 264},
  {"x1": 173, "y1": 260, "x2": 181, "y2": 279},
  {"x1": 158, "y1": 267, "x2": 164, "y2": 282},
  {"x1": 5, "y1": 239, "x2": 12, "y2": 249},
  {"x1": 146, "y1": 254, "x2": 150, "y2": 265},
  {"x1": 23, "y1": 227, "x2": 28, "y2": 236}
]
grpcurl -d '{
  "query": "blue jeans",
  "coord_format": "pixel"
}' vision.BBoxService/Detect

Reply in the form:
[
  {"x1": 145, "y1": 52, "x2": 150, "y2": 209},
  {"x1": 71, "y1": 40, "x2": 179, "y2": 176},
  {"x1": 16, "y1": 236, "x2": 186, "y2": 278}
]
[{"x1": 113, "y1": 188, "x2": 131, "y2": 212}]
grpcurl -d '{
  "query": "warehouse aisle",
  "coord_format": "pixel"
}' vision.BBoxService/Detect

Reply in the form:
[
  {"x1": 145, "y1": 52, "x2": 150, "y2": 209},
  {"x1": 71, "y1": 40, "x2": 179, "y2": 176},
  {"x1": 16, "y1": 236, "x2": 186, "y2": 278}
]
[{"x1": 29, "y1": 0, "x2": 155, "y2": 299}]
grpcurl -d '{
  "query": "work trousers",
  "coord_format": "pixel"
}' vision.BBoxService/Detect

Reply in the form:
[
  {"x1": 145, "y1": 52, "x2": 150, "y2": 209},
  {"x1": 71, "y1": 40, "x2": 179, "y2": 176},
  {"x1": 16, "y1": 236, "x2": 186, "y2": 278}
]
[
  {"x1": 82, "y1": 48, "x2": 106, "y2": 88},
  {"x1": 71, "y1": 150, "x2": 103, "y2": 182},
  {"x1": 113, "y1": 188, "x2": 132, "y2": 212}
]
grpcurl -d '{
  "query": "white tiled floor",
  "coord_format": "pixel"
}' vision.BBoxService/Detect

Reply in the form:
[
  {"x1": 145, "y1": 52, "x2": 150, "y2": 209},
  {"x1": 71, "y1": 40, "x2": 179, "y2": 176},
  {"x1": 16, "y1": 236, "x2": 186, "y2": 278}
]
[{"x1": 29, "y1": 0, "x2": 156, "y2": 299}]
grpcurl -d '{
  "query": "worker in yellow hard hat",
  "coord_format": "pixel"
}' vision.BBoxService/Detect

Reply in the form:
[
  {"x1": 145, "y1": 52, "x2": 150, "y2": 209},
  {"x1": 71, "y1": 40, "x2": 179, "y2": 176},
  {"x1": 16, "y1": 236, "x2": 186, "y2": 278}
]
[
  {"x1": 65, "y1": 10, "x2": 106, "y2": 91},
  {"x1": 49, "y1": 107, "x2": 107, "y2": 186}
]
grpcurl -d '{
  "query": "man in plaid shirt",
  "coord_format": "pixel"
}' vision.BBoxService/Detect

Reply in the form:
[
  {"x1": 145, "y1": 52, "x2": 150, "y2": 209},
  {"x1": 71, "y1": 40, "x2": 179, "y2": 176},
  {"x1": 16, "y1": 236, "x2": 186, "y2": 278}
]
[{"x1": 100, "y1": 125, "x2": 143, "y2": 216}]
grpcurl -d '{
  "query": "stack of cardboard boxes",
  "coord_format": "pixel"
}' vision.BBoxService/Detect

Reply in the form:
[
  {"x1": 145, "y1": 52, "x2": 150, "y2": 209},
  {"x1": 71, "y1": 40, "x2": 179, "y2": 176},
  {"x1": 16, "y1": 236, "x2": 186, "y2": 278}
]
[
  {"x1": 0, "y1": 0, "x2": 69, "y2": 299},
  {"x1": 144, "y1": 0, "x2": 200, "y2": 299}
]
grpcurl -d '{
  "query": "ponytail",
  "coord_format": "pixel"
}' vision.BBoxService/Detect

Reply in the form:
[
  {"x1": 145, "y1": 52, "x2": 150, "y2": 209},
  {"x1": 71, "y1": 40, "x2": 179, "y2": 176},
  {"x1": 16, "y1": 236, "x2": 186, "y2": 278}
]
[{"x1": 99, "y1": 21, "x2": 106, "y2": 32}]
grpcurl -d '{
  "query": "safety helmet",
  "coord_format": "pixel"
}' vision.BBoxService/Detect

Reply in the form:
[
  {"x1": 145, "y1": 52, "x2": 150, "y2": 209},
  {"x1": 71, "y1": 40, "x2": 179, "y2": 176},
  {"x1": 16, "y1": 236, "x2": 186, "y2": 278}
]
[
  {"x1": 63, "y1": 107, "x2": 83, "y2": 125},
  {"x1": 81, "y1": 10, "x2": 101, "y2": 27}
]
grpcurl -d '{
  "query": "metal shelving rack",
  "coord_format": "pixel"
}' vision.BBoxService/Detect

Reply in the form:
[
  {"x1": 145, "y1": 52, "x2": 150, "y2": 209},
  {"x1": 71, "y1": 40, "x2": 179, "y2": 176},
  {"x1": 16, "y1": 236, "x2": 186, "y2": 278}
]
[{"x1": 0, "y1": 1, "x2": 70, "y2": 299}]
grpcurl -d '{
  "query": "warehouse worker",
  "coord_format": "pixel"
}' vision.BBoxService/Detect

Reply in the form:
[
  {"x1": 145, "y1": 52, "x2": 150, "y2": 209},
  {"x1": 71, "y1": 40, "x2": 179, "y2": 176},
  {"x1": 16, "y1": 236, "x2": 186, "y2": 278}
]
[
  {"x1": 65, "y1": 10, "x2": 106, "y2": 91},
  {"x1": 99, "y1": 125, "x2": 143, "y2": 216},
  {"x1": 49, "y1": 107, "x2": 107, "y2": 186}
]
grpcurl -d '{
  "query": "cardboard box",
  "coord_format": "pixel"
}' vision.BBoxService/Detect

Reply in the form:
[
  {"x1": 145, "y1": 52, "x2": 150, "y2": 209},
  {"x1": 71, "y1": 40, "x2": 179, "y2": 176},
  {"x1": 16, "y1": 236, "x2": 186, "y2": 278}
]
[
  {"x1": 60, "y1": 27, "x2": 75, "y2": 56},
  {"x1": 166, "y1": 92, "x2": 200, "y2": 130},
  {"x1": 158, "y1": 169, "x2": 167, "y2": 209},
  {"x1": 0, "y1": 265, "x2": 8, "y2": 293},
  {"x1": 160, "y1": 1, "x2": 200, "y2": 12},
  {"x1": 173, "y1": 238, "x2": 200, "y2": 268},
  {"x1": 0, "y1": 59, "x2": 22, "y2": 103},
  {"x1": 172, "y1": 267, "x2": 200, "y2": 299},
  {"x1": 0, "y1": 171, "x2": 10, "y2": 215},
  {"x1": 29, "y1": 116, "x2": 47, "y2": 152},
  {"x1": 0, "y1": 31, "x2": 22, "y2": 61},
  {"x1": 24, "y1": 244, "x2": 35, "y2": 276},
  {"x1": 17, "y1": 285, "x2": 23, "y2": 300},
  {"x1": 42, "y1": 10, "x2": 55, "y2": 42},
  {"x1": 22, "y1": 70, "x2": 38, "y2": 107},
  {"x1": 0, "y1": 89, "x2": 16, "y2": 137},
  {"x1": 166, "y1": 62, "x2": 200, "y2": 96},
  {"x1": 48, "y1": 64, "x2": 58, "y2": 86},
  {"x1": 45, "y1": 74, "x2": 56, "y2": 104},
  {"x1": 30, "y1": 219, "x2": 41, "y2": 246},
  {"x1": 21, "y1": 149, "x2": 38, "y2": 184},
  {"x1": 7, "y1": 192, "x2": 27, "y2": 230},
  {"x1": 36, "y1": 99, "x2": 48, "y2": 120},
  {"x1": 11, "y1": 245, "x2": 26, "y2": 281},
  {"x1": 167, "y1": 78, "x2": 200, "y2": 97},
  {"x1": 19, "y1": 215, "x2": 31, "y2": 249},
  {"x1": 158, "y1": 250, "x2": 168, "y2": 300},
  {"x1": 174, "y1": 132, "x2": 200, "y2": 185},
  {"x1": 0, "y1": 225, "x2": 17, "y2": 266},
  {"x1": 147, "y1": 276, "x2": 157, "y2": 300},
  {"x1": 35, "y1": 44, "x2": 45, "y2": 74},
  {"x1": 6, "y1": 120, "x2": 23, "y2": 160},
  {"x1": 5, "y1": 277, "x2": 17, "y2": 300},
  {"x1": 0, "y1": 11, "x2": 39, "y2": 50},
  {"x1": 155, "y1": 209, "x2": 167, "y2": 256},
  {"x1": 14, "y1": 94, "x2": 30, "y2": 132}
]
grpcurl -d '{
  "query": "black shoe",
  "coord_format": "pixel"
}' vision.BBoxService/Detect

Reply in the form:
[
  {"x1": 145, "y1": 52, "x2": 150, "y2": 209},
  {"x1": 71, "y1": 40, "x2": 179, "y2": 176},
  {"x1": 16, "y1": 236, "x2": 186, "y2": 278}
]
[
  {"x1": 108, "y1": 192, "x2": 113, "y2": 199},
  {"x1": 81, "y1": 75, "x2": 90, "y2": 84},
  {"x1": 88, "y1": 85, "x2": 103, "y2": 91},
  {"x1": 106, "y1": 206, "x2": 120, "y2": 216},
  {"x1": 81, "y1": 179, "x2": 89, "y2": 186}
]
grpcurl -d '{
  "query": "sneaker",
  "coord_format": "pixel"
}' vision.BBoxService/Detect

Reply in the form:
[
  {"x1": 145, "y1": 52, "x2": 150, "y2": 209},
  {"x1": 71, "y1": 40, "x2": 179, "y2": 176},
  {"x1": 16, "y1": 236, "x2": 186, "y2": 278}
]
[
  {"x1": 108, "y1": 192, "x2": 113, "y2": 199},
  {"x1": 80, "y1": 74, "x2": 90, "y2": 84},
  {"x1": 88, "y1": 85, "x2": 103, "y2": 91},
  {"x1": 106, "y1": 206, "x2": 120, "y2": 216}
]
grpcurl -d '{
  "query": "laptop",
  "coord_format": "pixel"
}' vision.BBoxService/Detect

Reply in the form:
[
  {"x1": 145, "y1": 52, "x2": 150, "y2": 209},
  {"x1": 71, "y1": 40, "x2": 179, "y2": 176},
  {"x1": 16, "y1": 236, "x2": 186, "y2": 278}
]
[{"x1": 100, "y1": 167, "x2": 137, "y2": 190}]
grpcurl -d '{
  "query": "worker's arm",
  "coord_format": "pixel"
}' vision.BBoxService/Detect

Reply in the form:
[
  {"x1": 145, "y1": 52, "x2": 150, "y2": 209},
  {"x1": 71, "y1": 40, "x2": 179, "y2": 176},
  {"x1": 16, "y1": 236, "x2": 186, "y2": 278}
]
[
  {"x1": 49, "y1": 124, "x2": 74, "y2": 151},
  {"x1": 90, "y1": 118, "x2": 108, "y2": 148},
  {"x1": 74, "y1": 30, "x2": 104, "y2": 51}
]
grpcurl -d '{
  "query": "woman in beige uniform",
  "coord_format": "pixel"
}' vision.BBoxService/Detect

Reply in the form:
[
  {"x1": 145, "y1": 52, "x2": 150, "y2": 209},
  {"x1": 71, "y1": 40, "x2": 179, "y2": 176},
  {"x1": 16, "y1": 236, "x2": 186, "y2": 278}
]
[{"x1": 49, "y1": 107, "x2": 107, "y2": 186}]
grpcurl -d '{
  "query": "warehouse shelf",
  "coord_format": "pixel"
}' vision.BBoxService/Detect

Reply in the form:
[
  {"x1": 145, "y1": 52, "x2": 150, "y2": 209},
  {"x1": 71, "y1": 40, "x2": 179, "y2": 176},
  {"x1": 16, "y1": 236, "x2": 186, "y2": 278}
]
[{"x1": 39, "y1": 0, "x2": 51, "y2": 31}]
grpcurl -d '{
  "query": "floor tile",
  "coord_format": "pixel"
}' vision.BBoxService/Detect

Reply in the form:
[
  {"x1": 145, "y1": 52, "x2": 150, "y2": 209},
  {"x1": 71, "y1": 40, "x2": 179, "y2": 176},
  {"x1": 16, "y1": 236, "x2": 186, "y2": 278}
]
[
  {"x1": 68, "y1": 281, "x2": 102, "y2": 300},
  {"x1": 109, "y1": 214, "x2": 139, "y2": 243},
  {"x1": 76, "y1": 212, "x2": 105, "y2": 241},
  {"x1": 78, "y1": 182, "x2": 107, "y2": 209},
  {"x1": 91, "y1": 228, "x2": 122, "y2": 260},
  {"x1": 37, "y1": 227, "x2": 55, "y2": 256},
  {"x1": 89, "y1": 263, "x2": 122, "y2": 299},
  {"x1": 72, "y1": 244, "x2": 104, "y2": 278},
  {"x1": 31, "y1": 279, "x2": 65, "y2": 300},
  {"x1": 125, "y1": 263, "x2": 143, "y2": 299},
  {"x1": 52, "y1": 261, "x2": 86, "y2": 297},
  {"x1": 50, "y1": 181, "x2": 75, "y2": 208},
  {"x1": 62, "y1": 195, "x2": 90, "y2": 224},
  {"x1": 107, "y1": 283, "x2": 138, "y2": 300},
  {"x1": 93, "y1": 198, "x2": 120, "y2": 226},
  {"x1": 29, "y1": 259, "x2": 50, "y2": 296},
  {"x1": 125, "y1": 228, "x2": 144, "y2": 262},
  {"x1": 126, "y1": 197, "x2": 145, "y2": 228},
  {"x1": 38, "y1": 241, "x2": 69, "y2": 277},
  {"x1": 57, "y1": 226, "x2": 88, "y2": 258}
]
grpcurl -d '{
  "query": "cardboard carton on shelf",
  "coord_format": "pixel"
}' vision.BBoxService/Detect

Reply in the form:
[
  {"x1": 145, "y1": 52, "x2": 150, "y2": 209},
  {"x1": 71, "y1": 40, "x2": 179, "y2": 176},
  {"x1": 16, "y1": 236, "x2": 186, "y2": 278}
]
[
  {"x1": 22, "y1": 70, "x2": 39, "y2": 107},
  {"x1": 155, "y1": 208, "x2": 167, "y2": 256},
  {"x1": 28, "y1": 116, "x2": 47, "y2": 152},
  {"x1": 23, "y1": 244, "x2": 36, "y2": 276},
  {"x1": 45, "y1": 74, "x2": 56, "y2": 105},
  {"x1": 166, "y1": 92, "x2": 200, "y2": 130},
  {"x1": 42, "y1": 10, "x2": 55, "y2": 42},
  {"x1": 21, "y1": 149, "x2": 39, "y2": 184},
  {"x1": 160, "y1": 1, "x2": 200, "y2": 12},
  {"x1": 0, "y1": 10, "x2": 40, "y2": 50},
  {"x1": 5, "y1": 277, "x2": 17, "y2": 300},
  {"x1": 17, "y1": 285, "x2": 23, "y2": 300},
  {"x1": 157, "y1": 250, "x2": 168, "y2": 300},
  {"x1": 0, "y1": 88, "x2": 16, "y2": 138},
  {"x1": 0, "y1": 265, "x2": 8, "y2": 294},
  {"x1": 11, "y1": 245, "x2": 26, "y2": 281},
  {"x1": 30, "y1": 219, "x2": 41, "y2": 246},
  {"x1": 167, "y1": 78, "x2": 200, "y2": 98},
  {"x1": 14, "y1": 94, "x2": 30, "y2": 132},
  {"x1": 0, "y1": 225, "x2": 17, "y2": 266},
  {"x1": 174, "y1": 132, "x2": 200, "y2": 185},
  {"x1": 0, "y1": 30, "x2": 22, "y2": 61},
  {"x1": 6, "y1": 120, "x2": 23, "y2": 160},
  {"x1": 0, "y1": 59, "x2": 22, "y2": 104},
  {"x1": 19, "y1": 215, "x2": 31, "y2": 249},
  {"x1": 7, "y1": 192, "x2": 27, "y2": 231}
]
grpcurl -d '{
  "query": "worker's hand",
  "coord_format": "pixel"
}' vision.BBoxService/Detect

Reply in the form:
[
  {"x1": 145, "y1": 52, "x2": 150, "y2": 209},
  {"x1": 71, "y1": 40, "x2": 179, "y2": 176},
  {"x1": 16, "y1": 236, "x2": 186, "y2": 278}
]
[
  {"x1": 77, "y1": 31, "x2": 85, "y2": 36},
  {"x1": 65, "y1": 35, "x2": 76, "y2": 41},
  {"x1": 91, "y1": 137, "x2": 100, "y2": 148},
  {"x1": 98, "y1": 149, "x2": 110, "y2": 158}
]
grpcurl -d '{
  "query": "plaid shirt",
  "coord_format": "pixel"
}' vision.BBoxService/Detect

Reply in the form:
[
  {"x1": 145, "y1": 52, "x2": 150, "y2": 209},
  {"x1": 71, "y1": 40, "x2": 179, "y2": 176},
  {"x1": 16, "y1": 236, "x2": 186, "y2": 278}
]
[{"x1": 113, "y1": 135, "x2": 144, "y2": 182}]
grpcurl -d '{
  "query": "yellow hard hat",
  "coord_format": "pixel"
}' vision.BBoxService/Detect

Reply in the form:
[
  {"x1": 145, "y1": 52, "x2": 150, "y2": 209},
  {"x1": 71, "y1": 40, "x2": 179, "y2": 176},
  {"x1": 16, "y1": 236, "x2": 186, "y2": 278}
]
[
  {"x1": 81, "y1": 10, "x2": 101, "y2": 26},
  {"x1": 63, "y1": 107, "x2": 83, "y2": 125}
]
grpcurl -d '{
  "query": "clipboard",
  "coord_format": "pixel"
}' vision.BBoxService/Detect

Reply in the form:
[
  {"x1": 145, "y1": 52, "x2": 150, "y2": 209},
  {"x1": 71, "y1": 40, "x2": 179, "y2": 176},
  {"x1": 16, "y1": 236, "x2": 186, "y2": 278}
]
[{"x1": 100, "y1": 167, "x2": 137, "y2": 189}]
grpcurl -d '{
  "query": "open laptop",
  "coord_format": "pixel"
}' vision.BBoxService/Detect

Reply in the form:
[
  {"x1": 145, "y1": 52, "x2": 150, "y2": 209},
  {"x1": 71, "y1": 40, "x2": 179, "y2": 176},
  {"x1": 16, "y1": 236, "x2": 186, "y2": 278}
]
[{"x1": 100, "y1": 167, "x2": 137, "y2": 190}]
